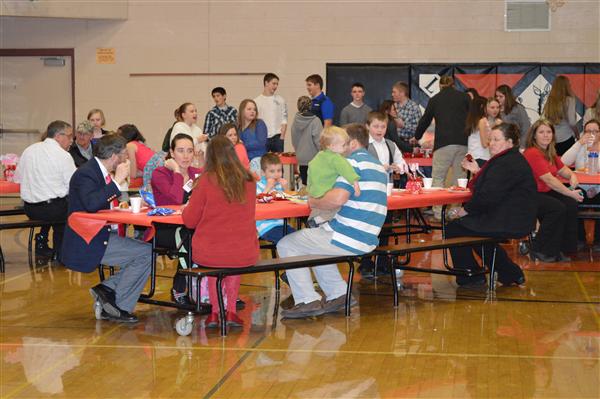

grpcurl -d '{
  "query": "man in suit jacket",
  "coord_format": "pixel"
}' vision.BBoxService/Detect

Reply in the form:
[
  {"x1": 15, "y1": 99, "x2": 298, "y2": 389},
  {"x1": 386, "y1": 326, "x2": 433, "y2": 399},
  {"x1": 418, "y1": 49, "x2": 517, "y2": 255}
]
[
  {"x1": 69, "y1": 121, "x2": 95, "y2": 168},
  {"x1": 61, "y1": 134, "x2": 151, "y2": 323}
]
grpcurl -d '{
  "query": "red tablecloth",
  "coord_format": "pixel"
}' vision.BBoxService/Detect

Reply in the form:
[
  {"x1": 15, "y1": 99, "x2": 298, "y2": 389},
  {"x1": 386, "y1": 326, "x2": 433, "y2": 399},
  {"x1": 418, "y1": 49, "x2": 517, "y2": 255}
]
[
  {"x1": 405, "y1": 157, "x2": 433, "y2": 167},
  {"x1": 0, "y1": 181, "x2": 20, "y2": 194},
  {"x1": 574, "y1": 172, "x2": 600, "y2": 185},
  {"x1": 278, "y1": 155, "x2": 297, "y2": 165},
  {"x1": 68, "y1": 190, "x2": 471, "y2": 244}
]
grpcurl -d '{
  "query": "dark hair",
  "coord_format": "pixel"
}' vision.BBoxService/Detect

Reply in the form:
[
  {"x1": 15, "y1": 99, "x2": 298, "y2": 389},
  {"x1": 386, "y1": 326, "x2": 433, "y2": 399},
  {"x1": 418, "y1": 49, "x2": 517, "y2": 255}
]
[
  {"x1": 526, "y1": 118, "x2": 557, "y2": 165},
  {"x1": 260, "y1": 153, "x2": 281, "y2": 171},
  {"x1": 211, "y1": 87, "x2": 226, "y2": 96},
  {"x1": 351, "y1": 82, "x2": 365, "y2": 90},
  {"x1": 496, "y1": 84, "x2": 518, "y2": 114},
  {"x1": 46, "y1": 120, "x2": 71, "y2": 138},
  {"x1": 584, "y1": 118, "x2": 600, "y2": 131},
  {"x1": 465, "y1": 88, "x2": 480, "y2": 99},
  {"x1": 217, "y1": 122, "x2": 240, "y2": 144},
  {"x1": 165, "y1": 133, "x2": 194, "y2": 160},
  {"x1": 94, "y1": 134, "x2": 127, "y2": 160},
  {"x1": 439, "y1": 75, "x2": 454, "y2": 88},
  {"x1": 263, "y1": 73, "x2": 279, "y2": 85},
  {"x1": 465, "y1": 96, "x2": 487, "y2": 134},
  {"x1": 490, "y1": 122, "x2": 520, "y2": 148},
  {"x1": 174, "y1": 102, "x2": 194, "y2": 122},
  {"x1": 117, "y1": 124, "x2": 145, "y2": 143},
  {"x1": 345, "y1": 123, "x2": 369, "y2": 148},
  {"x1": 378, "y1": 100, "x2": 395, "y2": 122},
  {"x1": 305, "y1": 74, "x2": 323, "y2": 89},
  {"x1": 203, "y1": 136, "x2": 254, "y2": 203}
]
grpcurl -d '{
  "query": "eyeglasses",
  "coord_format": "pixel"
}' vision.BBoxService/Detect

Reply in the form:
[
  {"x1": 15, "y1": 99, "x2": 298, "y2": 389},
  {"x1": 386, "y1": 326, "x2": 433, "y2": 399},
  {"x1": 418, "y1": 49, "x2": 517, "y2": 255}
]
[{"x1": 584, "y1": 129, "x2": 599, "y2": 134}]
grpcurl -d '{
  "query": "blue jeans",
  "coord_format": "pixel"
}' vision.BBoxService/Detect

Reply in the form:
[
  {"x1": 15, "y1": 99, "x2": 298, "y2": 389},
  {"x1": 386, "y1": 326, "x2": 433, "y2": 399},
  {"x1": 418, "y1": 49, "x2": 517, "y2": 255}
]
[{"x1": 261, "y1": 225, "x2": 296, "y2": 245}]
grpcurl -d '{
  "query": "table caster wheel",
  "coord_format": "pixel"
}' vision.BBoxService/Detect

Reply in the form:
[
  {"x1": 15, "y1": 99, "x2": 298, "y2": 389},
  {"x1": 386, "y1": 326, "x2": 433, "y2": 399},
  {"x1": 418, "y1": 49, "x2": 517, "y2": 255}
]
[
  {"x1": 94, "y1": 301, "x2": 103, "y2": 320},
  {"x1": 175, "y1": 315, "x2": 193, "y2": 336}
]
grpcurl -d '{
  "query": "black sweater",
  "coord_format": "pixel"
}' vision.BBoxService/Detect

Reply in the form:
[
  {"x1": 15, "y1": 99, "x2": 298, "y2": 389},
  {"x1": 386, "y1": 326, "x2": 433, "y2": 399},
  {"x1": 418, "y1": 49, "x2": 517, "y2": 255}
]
[{"x1": 414, "y1": 87, "x2": 470, "y2": 151}]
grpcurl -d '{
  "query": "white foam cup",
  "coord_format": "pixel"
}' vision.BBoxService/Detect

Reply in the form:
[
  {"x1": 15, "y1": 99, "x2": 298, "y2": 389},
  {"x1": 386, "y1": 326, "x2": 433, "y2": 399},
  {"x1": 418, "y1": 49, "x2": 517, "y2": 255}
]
[
  {"x1": 130, "y1": 197, "x2": 143, "y2": 213},
  {"x1": 423, "y1": 178, "x2": 433, "y2": 189},
  {"x1": 457, "y1": 178, "x2": 468, "y2": 188}
]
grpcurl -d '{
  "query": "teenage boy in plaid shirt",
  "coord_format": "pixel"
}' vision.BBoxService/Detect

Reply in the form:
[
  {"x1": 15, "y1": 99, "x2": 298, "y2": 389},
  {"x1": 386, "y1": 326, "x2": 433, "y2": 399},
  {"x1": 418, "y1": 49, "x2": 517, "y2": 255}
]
[{"x1": 203, "y1": 87, "x2": 238, "y2": 138}]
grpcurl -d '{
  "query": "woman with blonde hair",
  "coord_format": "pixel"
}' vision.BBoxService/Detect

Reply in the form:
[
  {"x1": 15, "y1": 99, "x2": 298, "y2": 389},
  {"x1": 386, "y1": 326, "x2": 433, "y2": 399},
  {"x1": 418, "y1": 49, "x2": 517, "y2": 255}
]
[
  {"x1": 87, "y1": 108, "x2": 110, "y2": 141},
  {"x1": 523, "y1": 119, "x2": 583, "y2": 262},
  {"x1": 182, "y1": 136, "x2": 258, "y2": 328},
  {"x1": 542, "y1": 76, "x2": 578, "y2": 155},
  {"x1": 238, "y1": 99, "x2": 268, "y2": 173},
  {"x1": 583, "y1": 89, "x2": 600, "y2": 124}
]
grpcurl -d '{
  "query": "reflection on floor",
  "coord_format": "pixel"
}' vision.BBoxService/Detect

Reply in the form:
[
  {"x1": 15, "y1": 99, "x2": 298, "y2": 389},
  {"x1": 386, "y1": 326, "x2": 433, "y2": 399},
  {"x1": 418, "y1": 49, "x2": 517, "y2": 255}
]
[{"x1": 1, "y1": 226, "x2": 599, "y2": 398}]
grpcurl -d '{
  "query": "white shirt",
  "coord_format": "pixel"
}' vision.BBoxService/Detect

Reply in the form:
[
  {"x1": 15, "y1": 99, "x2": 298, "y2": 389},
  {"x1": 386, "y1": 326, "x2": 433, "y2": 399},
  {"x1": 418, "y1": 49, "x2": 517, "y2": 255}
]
[
  {"x1": 170, "y1": 122, "x2": 201, "y2": 146},
  {"x1": 254, "y1": 94, "x2": 288, "y2": 138},
  {"x1": 368, "y1": 136, "x2": 406, "y2": 167},
  {"x1": 14, "y1": 138, "x2": 76, "y2": 203}
]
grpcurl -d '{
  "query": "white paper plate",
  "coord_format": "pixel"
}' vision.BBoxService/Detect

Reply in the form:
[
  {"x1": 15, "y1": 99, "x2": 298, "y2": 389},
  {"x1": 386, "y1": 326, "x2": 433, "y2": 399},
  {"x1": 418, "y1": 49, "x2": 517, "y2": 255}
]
[
  {"x1": 422, "y1": 187, "x2": 444, "y2": 191},
  {"x1": 114, "y1": 206, "x2": 149, "y2": 213}
]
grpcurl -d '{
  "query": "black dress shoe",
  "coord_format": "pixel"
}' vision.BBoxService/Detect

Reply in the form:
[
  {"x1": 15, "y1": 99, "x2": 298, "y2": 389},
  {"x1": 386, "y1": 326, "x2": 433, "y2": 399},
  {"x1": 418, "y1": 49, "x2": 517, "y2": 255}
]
[
  {"x1": 171, "y1": 290, "x2": 193, "y2": 307},
  {"x1": 90, "y1": 284, "x2": 118, "y2": 316},
  {"x1": 529, "y1": 250, "x2": 558, "y2": 263},
  {"x1": 236, "y1": 298, "x2": 246, "y2": 309},
  {"x1": 556, "y1": 252, "x2": 571, "y2": 262},
  {"x1": 106, "y1": 309, "x2": 138, "y2": 323}
]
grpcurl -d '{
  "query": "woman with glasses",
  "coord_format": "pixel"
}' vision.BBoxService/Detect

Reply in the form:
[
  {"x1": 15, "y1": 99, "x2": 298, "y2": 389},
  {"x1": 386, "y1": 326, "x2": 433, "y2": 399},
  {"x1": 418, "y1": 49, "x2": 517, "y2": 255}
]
[{"x1": 561, "y1": 119, "x2": 600, "y2": 170}]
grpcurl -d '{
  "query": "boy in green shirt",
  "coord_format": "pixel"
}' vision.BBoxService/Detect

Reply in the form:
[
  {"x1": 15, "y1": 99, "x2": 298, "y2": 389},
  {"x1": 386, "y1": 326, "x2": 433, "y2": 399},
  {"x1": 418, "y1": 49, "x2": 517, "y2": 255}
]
[{"x1": 307, "y1": 126, "x2": 360, "y2": 226}]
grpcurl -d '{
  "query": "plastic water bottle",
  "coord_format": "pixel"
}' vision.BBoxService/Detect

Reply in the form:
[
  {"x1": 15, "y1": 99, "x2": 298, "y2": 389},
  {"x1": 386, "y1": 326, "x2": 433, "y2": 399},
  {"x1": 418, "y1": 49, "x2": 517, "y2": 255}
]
[{"x1": 587, "y1": 151, "x2": 599, "y2": 175}]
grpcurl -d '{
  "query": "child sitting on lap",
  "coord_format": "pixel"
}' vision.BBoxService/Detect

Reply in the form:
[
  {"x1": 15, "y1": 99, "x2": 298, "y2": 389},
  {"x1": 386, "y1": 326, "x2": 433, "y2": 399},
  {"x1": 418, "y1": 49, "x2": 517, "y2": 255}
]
[
  {"x1": 256, "y1": 153, "x2": 295, "y2": 243},
  {"x1": 307, "y1": 126, "x2": 360, "y2": 226}
]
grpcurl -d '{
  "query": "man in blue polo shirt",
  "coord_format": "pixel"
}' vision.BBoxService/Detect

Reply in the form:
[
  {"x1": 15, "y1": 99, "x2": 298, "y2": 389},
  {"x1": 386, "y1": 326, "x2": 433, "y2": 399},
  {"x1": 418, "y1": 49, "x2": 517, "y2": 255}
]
[
  {"x1": 306, "y1": 74, "x2": 334, "y2": 127},
  {"x1": 277, "y1": 123, "x2": 387, "y2": 319}
]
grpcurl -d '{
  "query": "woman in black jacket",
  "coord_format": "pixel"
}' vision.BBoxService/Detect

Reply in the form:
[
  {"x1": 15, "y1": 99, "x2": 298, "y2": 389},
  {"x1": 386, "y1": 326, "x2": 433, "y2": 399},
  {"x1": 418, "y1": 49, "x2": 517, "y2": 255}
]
[{"x1": 447, "y1": 122, "x2": 537, "y2": 287}]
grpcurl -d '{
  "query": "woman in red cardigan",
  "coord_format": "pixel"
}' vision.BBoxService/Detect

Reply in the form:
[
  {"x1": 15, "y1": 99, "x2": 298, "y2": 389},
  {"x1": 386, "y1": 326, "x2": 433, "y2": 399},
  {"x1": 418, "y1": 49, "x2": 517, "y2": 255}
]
[{"x1": 182, "y1": 136, "x2": 258, "y2": 328}]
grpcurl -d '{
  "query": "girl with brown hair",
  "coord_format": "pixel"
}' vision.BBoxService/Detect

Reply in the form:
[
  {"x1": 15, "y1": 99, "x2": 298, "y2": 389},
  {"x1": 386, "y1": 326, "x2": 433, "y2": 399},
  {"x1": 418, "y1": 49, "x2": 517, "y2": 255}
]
[
  {"x1": 182, "y1": 136, "x2": 258, "y2": 328},
  {"x1": 542, "y1": 76, "x2": 578, "y2": 155}
]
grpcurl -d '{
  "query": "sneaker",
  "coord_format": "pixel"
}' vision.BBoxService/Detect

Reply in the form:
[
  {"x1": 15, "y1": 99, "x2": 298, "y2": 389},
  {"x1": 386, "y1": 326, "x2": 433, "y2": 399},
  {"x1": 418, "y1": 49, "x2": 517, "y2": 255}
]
[
  {"x1": 226, "y1": 312, "x2": 244, "y2": 327},
  {"x1": 321, "y1": 295, "x2": 358, "y2": 314},
  {"x1": 281, "y1": 300, "x2": 325, "y2": 319}
]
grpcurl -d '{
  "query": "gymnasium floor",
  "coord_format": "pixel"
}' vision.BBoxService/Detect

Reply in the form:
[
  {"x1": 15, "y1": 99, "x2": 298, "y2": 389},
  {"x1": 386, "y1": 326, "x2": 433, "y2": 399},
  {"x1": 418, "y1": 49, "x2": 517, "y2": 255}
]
[{"x1": 1, "y1": 212, "x2": 598, "y2": 398}]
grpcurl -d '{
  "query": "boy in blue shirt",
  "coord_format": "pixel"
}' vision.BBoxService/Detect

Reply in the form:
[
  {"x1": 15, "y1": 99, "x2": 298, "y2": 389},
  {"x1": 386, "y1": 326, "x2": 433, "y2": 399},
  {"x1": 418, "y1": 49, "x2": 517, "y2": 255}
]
[{"x1": 306, "y1": 74, "x2": 334, "y2": 127}]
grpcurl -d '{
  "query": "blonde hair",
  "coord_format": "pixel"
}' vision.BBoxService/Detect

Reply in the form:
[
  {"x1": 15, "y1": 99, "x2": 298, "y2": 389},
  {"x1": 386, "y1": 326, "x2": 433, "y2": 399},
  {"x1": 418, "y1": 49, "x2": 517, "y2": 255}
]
[
  {"x1": 319, "y1": 126, "x2": 348, "y2": 150},
  {"x1": 543, "y1": 76, "x2": 574, "y2": 125},
  {"x1": 87, "y1": 108, "x2": 106, "y2": 126}
]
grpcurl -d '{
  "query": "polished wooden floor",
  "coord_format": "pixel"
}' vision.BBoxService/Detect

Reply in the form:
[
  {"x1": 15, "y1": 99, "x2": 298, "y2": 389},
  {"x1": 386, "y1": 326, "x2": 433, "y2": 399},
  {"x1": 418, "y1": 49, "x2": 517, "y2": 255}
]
[{"x1": 1, "y1": 216, "x2": 599, "y2": 398}]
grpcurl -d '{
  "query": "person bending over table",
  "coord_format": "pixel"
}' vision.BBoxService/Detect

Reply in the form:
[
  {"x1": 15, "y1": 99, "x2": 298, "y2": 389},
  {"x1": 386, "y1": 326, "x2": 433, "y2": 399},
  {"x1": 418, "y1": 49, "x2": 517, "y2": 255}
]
[
  {"x1": 524, "y1": 119, "x2": 583, "y2": 263},
  {"x1": 151, "y1": 133, "x2": 202, "y2": 305},
  {"x1": 276, "y1": 123, "x2": 387, "y2": 319},
  {"x1": 182, "y1": 136, "x2": 258, "y2": 328},
  {"x1": 61, "y1": 134, "x2": 152, "y2": 323},
  {"x1": 451, "y1": 122, "x2": 537, "y2": 287}
]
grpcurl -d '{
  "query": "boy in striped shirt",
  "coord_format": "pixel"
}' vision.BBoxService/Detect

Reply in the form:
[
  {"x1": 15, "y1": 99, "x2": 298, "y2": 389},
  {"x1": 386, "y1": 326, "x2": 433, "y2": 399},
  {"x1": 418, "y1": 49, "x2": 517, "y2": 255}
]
[{"x1": 277, "y1": 123, "x2": 387, "y2": 319}]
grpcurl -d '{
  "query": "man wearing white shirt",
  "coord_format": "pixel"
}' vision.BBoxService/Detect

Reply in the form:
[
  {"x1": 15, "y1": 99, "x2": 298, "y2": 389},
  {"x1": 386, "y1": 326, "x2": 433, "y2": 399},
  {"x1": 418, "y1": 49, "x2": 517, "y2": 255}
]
[
  {"x1": 254, "y1": 73, "x2": 288, "y2": 153},
  {"x1": 14, "y1": 120, "x2": 76, "y2": 259}
]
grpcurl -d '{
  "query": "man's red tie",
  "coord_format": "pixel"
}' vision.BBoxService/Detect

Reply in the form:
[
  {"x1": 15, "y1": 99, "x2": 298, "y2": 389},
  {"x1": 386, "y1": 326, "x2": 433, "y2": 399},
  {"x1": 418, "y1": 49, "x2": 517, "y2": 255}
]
[{"x1": 105, "y1": 174, "x2": 125, "y2": 237}]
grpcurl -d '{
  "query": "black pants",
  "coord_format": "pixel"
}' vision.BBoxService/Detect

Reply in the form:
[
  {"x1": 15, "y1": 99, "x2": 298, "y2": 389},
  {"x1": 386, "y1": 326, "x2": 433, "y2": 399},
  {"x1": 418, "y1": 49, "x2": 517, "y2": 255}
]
[
  {"x1": 533, "y1": 190, "x2": 578, "y2": 257},
  {"x1": 23, "y1": 197, "x2": 68, "y2": 257},
  {"x1": 446, "y1": 222, "x2": 524, "y2": 286},
  {"x1": 266, "y1": 134, "x2": 284, "y2": 153},
  {"x1": 299, "y1": 165, "x2": 309, "y2": 186},
  {"x1": 555, "y1": 136, "x2": 576, "y2": 156},
  {"x1": 154, "y1": 224, "x2": 191, "y2": 294}
]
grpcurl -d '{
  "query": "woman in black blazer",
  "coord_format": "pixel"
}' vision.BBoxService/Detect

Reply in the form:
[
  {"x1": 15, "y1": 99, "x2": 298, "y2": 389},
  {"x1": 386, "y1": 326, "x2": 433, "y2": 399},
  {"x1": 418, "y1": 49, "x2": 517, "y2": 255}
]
[{"x1": 447, "y1": 122, "x2": 537, "y2": 287}]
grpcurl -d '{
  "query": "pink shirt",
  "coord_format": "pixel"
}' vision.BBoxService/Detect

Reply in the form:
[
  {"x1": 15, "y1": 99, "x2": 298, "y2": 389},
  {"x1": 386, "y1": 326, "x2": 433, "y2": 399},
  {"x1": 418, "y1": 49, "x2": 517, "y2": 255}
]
[{"x1": 133, "y1": 141, "x2": 155, "y2": 172}]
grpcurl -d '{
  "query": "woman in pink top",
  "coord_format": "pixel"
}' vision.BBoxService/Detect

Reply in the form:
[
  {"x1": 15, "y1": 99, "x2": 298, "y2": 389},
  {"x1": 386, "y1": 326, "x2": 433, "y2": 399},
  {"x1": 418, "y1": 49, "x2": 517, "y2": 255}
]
[
  {"x1": 218, "y1": 123, "x2": 250, "y2": 169},
  {"x1": 117, "y1": 124, "x2": 156, "y2": 177}
]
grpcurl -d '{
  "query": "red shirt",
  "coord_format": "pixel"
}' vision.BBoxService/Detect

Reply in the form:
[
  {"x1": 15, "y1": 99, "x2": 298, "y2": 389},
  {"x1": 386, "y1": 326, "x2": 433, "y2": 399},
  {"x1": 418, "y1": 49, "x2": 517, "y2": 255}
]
[
  {"x1": 182, "y1": 173, "x2": 259, "y2": 268},
  {"x1": 523, "y1": 147, "x2": 564, "y2": 193}
]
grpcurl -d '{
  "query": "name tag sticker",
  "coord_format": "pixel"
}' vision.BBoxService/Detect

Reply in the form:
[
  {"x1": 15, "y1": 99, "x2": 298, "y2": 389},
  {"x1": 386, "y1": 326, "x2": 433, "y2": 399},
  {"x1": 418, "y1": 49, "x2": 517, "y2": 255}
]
[{"x1": 183, "y1": 179, "x2": 194, "y2": 193}]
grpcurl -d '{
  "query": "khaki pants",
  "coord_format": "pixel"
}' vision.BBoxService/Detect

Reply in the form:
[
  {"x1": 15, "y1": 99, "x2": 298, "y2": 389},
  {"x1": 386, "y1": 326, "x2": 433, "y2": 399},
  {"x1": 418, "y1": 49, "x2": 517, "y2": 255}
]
[{"x1": 432, "y1": 144, "x2": 467, "y2": 218}]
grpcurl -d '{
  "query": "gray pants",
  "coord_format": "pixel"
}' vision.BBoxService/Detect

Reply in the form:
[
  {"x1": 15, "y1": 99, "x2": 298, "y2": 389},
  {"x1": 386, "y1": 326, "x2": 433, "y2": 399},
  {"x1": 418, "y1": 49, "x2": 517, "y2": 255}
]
[
  {"x1": 100, "y1": 233, "x2": 152, "y2": 312},
  {"x1": 432, "y1": 144, "x2": 467, "y2": 217},
  {"x1": 277, "y1": 227, "x2": 355, "y2": 305}
]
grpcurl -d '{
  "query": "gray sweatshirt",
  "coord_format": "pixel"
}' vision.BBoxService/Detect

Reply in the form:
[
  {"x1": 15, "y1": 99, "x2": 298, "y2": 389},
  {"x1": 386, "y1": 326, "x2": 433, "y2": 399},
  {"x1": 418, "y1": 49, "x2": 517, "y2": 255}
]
[{"x1": 291, "y1": 112, "x2": 323, "y2": 165}]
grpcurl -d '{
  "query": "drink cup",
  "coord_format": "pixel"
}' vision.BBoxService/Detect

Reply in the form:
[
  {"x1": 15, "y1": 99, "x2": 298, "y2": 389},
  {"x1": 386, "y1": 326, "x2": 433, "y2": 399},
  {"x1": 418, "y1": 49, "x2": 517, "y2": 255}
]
[
  {"x1": 423, "y1": 177, "x2": 433, "y2": 189},
  {"x1": 130, "y1": 197, "x2": 143, "y2": 213},
  {"x1": 457, "y1": 178, "x2": 468, "y2": 188},
  {"x1": 387, "y1": 183, "x2": 394, "y2": 196}
]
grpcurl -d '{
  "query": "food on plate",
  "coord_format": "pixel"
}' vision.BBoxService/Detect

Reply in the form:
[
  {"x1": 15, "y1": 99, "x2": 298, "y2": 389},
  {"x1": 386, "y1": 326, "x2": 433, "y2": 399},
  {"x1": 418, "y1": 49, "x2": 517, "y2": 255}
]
[
  {"x1": 118, "y1": 201, "x2": 129, "y2": 209},
  {"x1": 448, "y1": 186, "x2": 469, "y2": 192},
  {"x1": 256, "y1": 193, "x2": 274, "y2": 203}
]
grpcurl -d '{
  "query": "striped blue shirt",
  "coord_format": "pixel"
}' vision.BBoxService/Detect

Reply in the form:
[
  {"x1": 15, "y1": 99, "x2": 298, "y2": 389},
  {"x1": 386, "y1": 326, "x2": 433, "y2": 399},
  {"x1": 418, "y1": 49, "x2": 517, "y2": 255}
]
[
  {"x1": 256, "y1": 176, "x2": 284, "y2": 236},
  {"x1": 325, "y1": 148, "x2": 388, "y2": 254}
]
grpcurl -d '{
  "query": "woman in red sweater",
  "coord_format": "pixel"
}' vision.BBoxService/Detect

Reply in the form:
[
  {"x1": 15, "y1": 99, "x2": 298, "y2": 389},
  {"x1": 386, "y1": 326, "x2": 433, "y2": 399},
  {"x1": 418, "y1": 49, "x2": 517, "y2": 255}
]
[{"x1": 182, "y1": 136, "x2": 258, "y2": 328}]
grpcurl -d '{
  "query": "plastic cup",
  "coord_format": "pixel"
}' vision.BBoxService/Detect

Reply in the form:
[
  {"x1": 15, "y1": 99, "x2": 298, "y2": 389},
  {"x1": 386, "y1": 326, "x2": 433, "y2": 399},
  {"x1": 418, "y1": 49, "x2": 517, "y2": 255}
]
[
  {"x1": 457, "y1": 178, "x2": 468, "y2": 188},
  {"x1": 423, "y1": 178, "x2": 433, "y2": 189},
  {"x1": 387, "y1": 183, "x2": 394, "y2": 196},
  {"x1": 130, "y1": 197, "x2": 143, "y2": 213}
]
